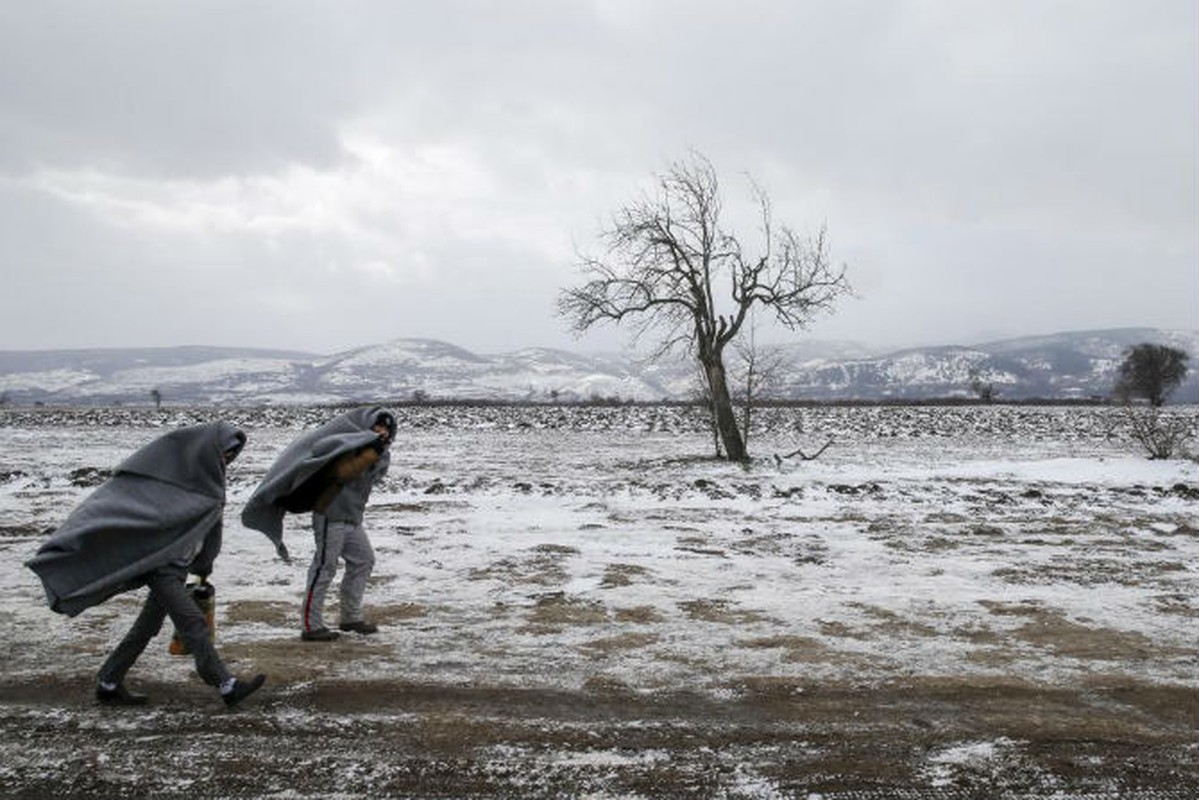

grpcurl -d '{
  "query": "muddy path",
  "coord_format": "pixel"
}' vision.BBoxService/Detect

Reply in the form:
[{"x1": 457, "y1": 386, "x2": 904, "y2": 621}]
[{"x1": 1, "y1": 676, "x2": 1196, "y2": 798}]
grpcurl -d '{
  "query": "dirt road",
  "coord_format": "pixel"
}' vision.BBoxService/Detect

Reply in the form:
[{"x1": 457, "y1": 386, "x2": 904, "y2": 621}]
[{"x1": 1, "y1": 674, "x2": 1196, "y2": 798}]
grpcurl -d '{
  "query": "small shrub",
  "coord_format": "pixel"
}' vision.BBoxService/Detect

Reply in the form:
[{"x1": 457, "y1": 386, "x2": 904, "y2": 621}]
[{"x1": 1122, "y1": 406, "x2": 1195, "y2": 460}]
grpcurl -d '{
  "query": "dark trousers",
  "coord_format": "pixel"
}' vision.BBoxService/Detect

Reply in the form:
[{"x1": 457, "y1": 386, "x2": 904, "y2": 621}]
[{"x1": 98, "y1": 566, "x2": 231, "y2": 688}]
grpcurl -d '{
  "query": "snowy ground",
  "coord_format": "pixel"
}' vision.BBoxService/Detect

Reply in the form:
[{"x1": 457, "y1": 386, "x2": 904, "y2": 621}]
[{"x1": 1, "y1": 404, "x2": 1197, "y2": 798}]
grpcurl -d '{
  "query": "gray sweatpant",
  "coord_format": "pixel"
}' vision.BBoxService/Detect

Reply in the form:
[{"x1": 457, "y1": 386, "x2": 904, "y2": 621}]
[
  {"x1": 303, "y1": 515, "x2": 376, "y2": 632},
  {"x1": 98, "y1": 566, "x2": 232, "y2": 688}
]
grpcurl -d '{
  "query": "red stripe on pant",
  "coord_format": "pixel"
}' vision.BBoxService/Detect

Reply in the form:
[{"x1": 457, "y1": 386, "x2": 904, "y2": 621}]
[{"x1": 304, "y1": 518, "x2": 330, "y2": 632}]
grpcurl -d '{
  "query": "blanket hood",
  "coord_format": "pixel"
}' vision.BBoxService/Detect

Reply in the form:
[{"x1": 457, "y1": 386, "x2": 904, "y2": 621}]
[
  {"x1": 241, "y1": 406, "x2": 395, "y2": 557},
  {"x1": 25, "y1": 422, "x2": 242, "y2": 616}
]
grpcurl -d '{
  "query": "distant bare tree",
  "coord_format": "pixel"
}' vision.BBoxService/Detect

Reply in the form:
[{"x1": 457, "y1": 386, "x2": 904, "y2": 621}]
[
  {"x1": 559, "y1": 153, "x2": 850, "y2": 461},
  {"x1": 150, "y1": 388, "x2": 163, "y2": 410},
  {"x1": 968, "y1": 368, "x2": 996, "y2": 403},
  {"x1": 1114, "y1": 344, "x2": 1189, "y2": 407}
]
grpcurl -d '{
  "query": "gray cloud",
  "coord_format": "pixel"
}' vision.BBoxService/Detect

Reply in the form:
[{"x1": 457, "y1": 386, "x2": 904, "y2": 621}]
[{"x1": 1, "y1": 0, "x2": 1194, "y2": 355}]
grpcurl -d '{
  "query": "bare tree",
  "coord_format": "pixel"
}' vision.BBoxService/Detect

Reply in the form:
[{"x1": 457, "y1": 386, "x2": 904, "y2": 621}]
[
  {"x1": 1113, "y1": 344, "x2": 1189, "y2": 407},
  {"x1": 559, "y1": 153, "x2": 850, "y2": 461},
  {"x1": 968, "y1": 368, "x2": 996, "y2": 403},
  {"x1": 150, "y1": 388, "x2": 163, "y2": 410}
]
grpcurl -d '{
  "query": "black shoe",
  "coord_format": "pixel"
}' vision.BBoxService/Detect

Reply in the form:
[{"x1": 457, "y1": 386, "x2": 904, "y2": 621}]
[
  {"x1": 301, "y1": 627, "x2": 340, "y2": 641},
  {"x1": 223, "y1": 674, "x2": 266, "y2": 708},
  {"x1": 96, "y1": 684, "x2": 149, "y2": 706},
  {"x1": 338, "y1": 620, "x2": 379, "y2": 635}
]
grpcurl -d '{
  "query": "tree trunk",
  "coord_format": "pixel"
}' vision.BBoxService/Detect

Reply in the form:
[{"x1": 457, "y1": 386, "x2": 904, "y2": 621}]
[
  {"x1": 709, "y1": 396, "x2": 723, "y2": 458},
  {"x1": 703, "y1": 356, "x2": 747, "y2": 462}
]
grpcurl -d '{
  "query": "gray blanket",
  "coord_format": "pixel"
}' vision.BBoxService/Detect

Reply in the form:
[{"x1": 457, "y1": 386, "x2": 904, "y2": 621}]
[
  {"x1": 25, "y1": 422, "x2": 245, "y2": 617},
  {"x1": 241, "y1": 406, "x2": 394, "y2": 559}
]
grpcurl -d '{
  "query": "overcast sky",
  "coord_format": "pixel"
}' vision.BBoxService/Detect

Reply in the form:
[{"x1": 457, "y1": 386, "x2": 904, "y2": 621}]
[{"x1": 1, "y1": 1, "x2": 1195, "y2": 356}]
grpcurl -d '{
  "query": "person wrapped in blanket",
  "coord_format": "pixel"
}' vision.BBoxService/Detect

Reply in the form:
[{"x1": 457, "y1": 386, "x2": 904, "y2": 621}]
[
  {"x1": 26, "y1": 422, "x2": 266, "y2": 707},
  {"x1": 241, "y1": 407, "x2": 395, "y2": 641}
]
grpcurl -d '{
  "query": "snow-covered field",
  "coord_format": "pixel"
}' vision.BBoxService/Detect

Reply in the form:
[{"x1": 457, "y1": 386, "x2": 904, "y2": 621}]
[{"x1": 1, "y1": 404, "x2": 1197, "y2": 798}]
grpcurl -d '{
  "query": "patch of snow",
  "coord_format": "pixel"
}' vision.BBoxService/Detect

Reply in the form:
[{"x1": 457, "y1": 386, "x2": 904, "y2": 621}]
[{"x1": 2, "y1": 405, "x2": 1197, "y2": 696}]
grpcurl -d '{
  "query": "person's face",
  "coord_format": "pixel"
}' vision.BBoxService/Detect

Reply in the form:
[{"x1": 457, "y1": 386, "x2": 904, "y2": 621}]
[{"x1": 372, "y1": 423, "x2": 391, "y2": 444}]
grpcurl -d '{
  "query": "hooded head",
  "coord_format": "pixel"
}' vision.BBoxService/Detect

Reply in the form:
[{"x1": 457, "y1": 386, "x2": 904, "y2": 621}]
[
  {"x1": 116, "y1": 421, "x2": 245, "y2": 498},
  {"x1": 373, "y1": 411, "x2": 397, "y2": 444},
  {"x1": 222, "y1": 429, "x2": 247, "y2": 464}
]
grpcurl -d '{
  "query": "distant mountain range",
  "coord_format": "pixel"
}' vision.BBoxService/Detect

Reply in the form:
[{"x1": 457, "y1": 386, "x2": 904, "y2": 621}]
[{"x1": 0, "y1": 328, "x2": 1195, "y2": 406}]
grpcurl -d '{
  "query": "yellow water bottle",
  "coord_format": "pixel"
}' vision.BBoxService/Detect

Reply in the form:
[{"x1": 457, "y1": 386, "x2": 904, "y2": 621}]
[{"x1": 168, "y1": 578, "x2": 217, "y2": 655}]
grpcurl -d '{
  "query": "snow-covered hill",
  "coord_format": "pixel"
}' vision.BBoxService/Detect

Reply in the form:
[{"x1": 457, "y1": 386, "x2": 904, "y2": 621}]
[
  {"x1": 778, "y1": 328, "x2": 1198, "y2": 402},
  {"x1": 0, "y1": 328, "x2": 1195, "y2": 405}
]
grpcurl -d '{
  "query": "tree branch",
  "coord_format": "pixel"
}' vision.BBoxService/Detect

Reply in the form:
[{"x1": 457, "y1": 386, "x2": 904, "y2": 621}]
[{"x1": 774, "y1": 438, "x2": 835, "y2": 463}]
